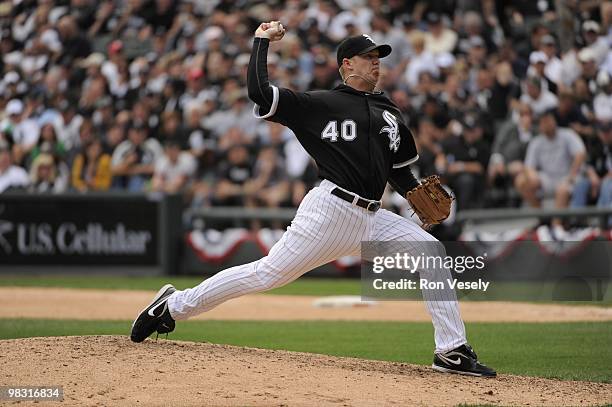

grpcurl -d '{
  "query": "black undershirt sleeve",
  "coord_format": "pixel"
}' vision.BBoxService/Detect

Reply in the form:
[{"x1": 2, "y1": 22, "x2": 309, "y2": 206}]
[
  {"x1": 388, "y1": 165, "x2": 420, "y2": 197},
  {"x1": 247, "y1": 37, "x2": 274, "y2": 112}
]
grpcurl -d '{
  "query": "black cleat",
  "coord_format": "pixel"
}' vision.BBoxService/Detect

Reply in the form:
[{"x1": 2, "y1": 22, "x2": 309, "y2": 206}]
[
  {"x1": 130, "y1": 284, "x2": 176, "y2": 343},
  {"x1": 432, "y1": 344, "x2": 497, "y2": 377}
]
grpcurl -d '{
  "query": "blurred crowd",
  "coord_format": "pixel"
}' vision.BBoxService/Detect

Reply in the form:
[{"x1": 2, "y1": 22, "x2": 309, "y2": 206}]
[{"x1": 0, "y1": 0, "x2": 610, "y2": 220}]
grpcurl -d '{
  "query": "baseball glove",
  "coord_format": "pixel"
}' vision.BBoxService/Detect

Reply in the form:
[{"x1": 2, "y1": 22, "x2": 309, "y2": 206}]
[{"x1": 406, "y1": 175, "x2": 453, "y2": 225}]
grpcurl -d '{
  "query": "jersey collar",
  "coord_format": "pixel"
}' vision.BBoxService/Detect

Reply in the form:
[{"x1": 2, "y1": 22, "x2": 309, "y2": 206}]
[{"x1": 334, "y1": 84, "x2": 384, "y2": 96}]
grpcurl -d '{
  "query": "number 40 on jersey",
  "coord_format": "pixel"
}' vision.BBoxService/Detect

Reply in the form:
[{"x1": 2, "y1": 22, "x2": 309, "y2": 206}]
[{"x1": 321, "y1": 120, "x2": 357, "y2": 142}]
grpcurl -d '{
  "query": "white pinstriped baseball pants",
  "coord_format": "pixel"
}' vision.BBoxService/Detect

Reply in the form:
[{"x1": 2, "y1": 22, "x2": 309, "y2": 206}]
[{"x1": 167, "y1": 179, "x2": 466, "y2": 353}]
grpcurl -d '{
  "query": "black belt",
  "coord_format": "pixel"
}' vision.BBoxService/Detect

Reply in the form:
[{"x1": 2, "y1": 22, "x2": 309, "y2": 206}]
[{"x1": 330, "y1": 188, "x2": 381, "y2": 212}]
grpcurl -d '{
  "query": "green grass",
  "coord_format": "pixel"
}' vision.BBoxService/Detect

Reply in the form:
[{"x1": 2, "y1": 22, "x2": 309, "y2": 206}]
[
  {"x1": 1, "y1": 275, "x2": 610, "y2": 304},
  {"x1": 0, "y1": 318, "x2": 610, "y2": 383},
  {"x1": 0, "y1": 275, "x2": 362, "y2": 296}
]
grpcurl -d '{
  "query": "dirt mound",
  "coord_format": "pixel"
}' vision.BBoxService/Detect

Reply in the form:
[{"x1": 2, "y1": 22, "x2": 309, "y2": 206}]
[
  {"x1": 2, "y1": 287, "x2": 611, "y2": 322},
  {"x1": 1, "y1": 336, "x2": 610, "y2": 406}
]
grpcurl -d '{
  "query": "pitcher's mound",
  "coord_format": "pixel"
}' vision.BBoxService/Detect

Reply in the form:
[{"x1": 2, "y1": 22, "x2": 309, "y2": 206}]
[{"x1": 2, "y1": 335, "x2": 610, "y2": 406}]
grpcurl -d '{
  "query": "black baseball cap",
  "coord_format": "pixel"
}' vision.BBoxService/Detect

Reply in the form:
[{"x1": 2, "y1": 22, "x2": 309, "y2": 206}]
[{"x1": 336, "y1": 35, "x2": 392, "y2": 66}]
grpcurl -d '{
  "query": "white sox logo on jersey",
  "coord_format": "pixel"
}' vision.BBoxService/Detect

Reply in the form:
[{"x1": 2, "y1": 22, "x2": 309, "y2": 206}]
[{"x1": 380, "y1": 110, "x2": 400, "y2": 153}]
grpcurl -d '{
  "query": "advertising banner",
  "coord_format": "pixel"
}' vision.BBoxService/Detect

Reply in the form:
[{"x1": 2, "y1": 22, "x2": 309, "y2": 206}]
[{"x1": 0, "y1": 194, "x2": 159, "y2": 265}]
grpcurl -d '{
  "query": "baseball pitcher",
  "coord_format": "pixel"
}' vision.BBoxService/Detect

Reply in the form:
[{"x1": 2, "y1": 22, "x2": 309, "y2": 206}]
[{"x1": 131, "y1": 21, "x2": 496, "y2": 377}]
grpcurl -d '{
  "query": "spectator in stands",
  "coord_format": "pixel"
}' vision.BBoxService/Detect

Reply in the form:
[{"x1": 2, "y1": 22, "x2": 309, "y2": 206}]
[
  {"x1": 51, "y1": 99, "x2": 83, "y2": 152},
  {"x1": 255, "y1": 121, "x2": 290, "y2": 150},
  {"x1": 520, "y1": 75, "x2": 558, "y2": 116},
  {"x1": 515, "y1": 110, "x2": 586, "y2": 208},
  {"x1": 594, "y1": 71, "x2": 612, "y2": 122},
  {"x1": 217, "y1": 126, "x2": 251, "y2": 153},
  {"x1": 572, "y1": 77, "x2": 596, "y2": 122},
  {"x1": 213, "y1": 144, "x2": 253, "y2": 207},
  {"x1": 581, "y1": 20, "x2": 609, "y2": 66},
  {"x1": 56, "y1": 15, "x2": 91, "y2": 63},
  {"x1": 419, "y1": 93, "x2": 450, "y2": 130},
  {"x1": 91, "y1": 95, "x2": 115, "y2": 135},
  {"x1": 105, "y1": 123, "x2": 126, "y2": 153},
  {"x1": 528, "y1": 51, "x2": 557, "y2": 94},
  {"x1": 595, "y1": 123, "x2": 612, "y2": 228},
  {"x1": 370, "y1": 12, "x2": 411, "y2": 82},
  {"x1": 489, "y1": 61, "x2": 521, "y2": 131},
  {"x1": 438, "y1": 73, "x2": 468, "y2": 123},
  {"x1": 71, "y1": 0, "x2": 97, "y2": 32},
  {"x1": 203, "y1": 90, "x2": 256, "y2": 139},
  {"x1": 40, "y1": 67, "x2": 66, "y2": 102},
  {"x1": 143, "y1": 0, "x2": 178, "y2": 32},
  {"x1": 465, "y1": 37, "x2": 488, "y2": 91},
  {"x1": 129, "y1": 101, "x2": 155, "y2": 135},
  {"x1": 103, "y1": 41, "x2": 130, "y2": 100},
  {"x1": 526, "y1": 23, "x2": 553, "y2": 60},
  {"x1": 398, "y1": 14, "x2": 420, "y2": 48},
  {"x1": 284, "y1": 136, "x2": 317, "y2": 207},
  {"x1": 455, "y1": 11, "x2": 489, "y2": 55},
  {"x1": 472, "y1": 68, "x2": 495, "y2": 134},
  {"x1": 66, "y1": 117, "x2": 97, "y2": 164},
  {"x1": 111, "y1": 122, "x2": 162, "y2": 191},
  {"x1": 244, "y1": 146, "x2": 290, "y2": 209},
  {"x1": 434, "y1": 51, "x2": 456, "y2": 80},
  {"x1": 2, "y1": 99, "x2": 40, "y2": 166},
  {"x1": 308, "y1": 56, "x2": 335, "y2": 91},
  {"x1": 151, "y1": 139, "x2": 197, "y2": 194},
  {"x1": 538, "y1": 34, "x2": 562, "y2": 86},
  {"x1": 577, "y1": 47, "x2": 601, "y2": 94},
  {"x1": 157, "y1": 110, "x2": 188, "y2": 148},
  {"x1": 181, "y1": 102, "x2": 206, "y2": 144},
  {"x1": 488, "y1": 103, "x2": 534, "y2": 206},
  {"x1": 0, "y1": 139, "x2": 29, "y2": 193},
  {"x1": 87, "y1": 0, "x2": 117, "y2": 38},
  {"x1": 423, "y1": 13, "x2": 456, "y2": 54},
  {"x1": 571, "y1": 121, "x2": 612, "y2": 213},
  {"x1": 179, "y1": 67, "x2": 210, "y2": 112},
  {"x1": 71, "y1": 137, "x2": 112, "y2": 192},
  {"x1": 414, "y1": 119, "x2": 444, "y2": 179},
  {"x1": 0, "y1": 70, "x2": 22, "y2": 101},
  {"x1": 28, "y1": 122, "x2": 66, "y2": 168},
  {"x1": 389, "y1": 88, "x2": 418, "y2": 126},
  {"x1": 441, "y1": 113, "x2": 490, "y2": 210},
  {"x1": 0, "y1": 0, "x2": 608, "y2": 226},
  {"x1": 328, "y1": 7, "x2": 371, "y2": 42},
  {"x1": 404, "y1": 32, "x2": 438, "y2": 88},
  {"x1": 555, "y1": 89, "x2": 593, "y2": 140},
  {"x1": 28, "y1": 152, "x2": 69, "y2": 194}
]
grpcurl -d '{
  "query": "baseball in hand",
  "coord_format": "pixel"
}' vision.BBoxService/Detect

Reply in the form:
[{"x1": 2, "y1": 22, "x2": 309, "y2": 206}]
[{"x1": 255, "y1": 21, "x2": 285, "y2": 41}]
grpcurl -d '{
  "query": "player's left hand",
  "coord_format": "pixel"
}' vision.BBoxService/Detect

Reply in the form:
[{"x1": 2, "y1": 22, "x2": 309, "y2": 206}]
[{"x1": 406, "y1": 175, "x2": 453, "y2": 226}]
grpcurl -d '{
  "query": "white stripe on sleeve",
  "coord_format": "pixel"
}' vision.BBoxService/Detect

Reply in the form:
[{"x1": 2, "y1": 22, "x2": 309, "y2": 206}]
[
  {"x1": 392, "y1": 154, "x2": 419, "y2": 169},
  {"x1": 253, "y1": 85, "x2": 279, "y2": 119}
]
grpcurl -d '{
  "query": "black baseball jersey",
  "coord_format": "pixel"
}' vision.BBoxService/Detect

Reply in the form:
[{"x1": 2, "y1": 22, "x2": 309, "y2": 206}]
[{"x1": 248, "y1": 38, "x2": 418, "y2": 200}]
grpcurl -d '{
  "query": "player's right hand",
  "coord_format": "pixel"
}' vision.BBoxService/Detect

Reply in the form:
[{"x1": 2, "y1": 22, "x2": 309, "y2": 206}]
[{"x1": 255, "y1": 21, "x2": 285, "y2": 42}]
